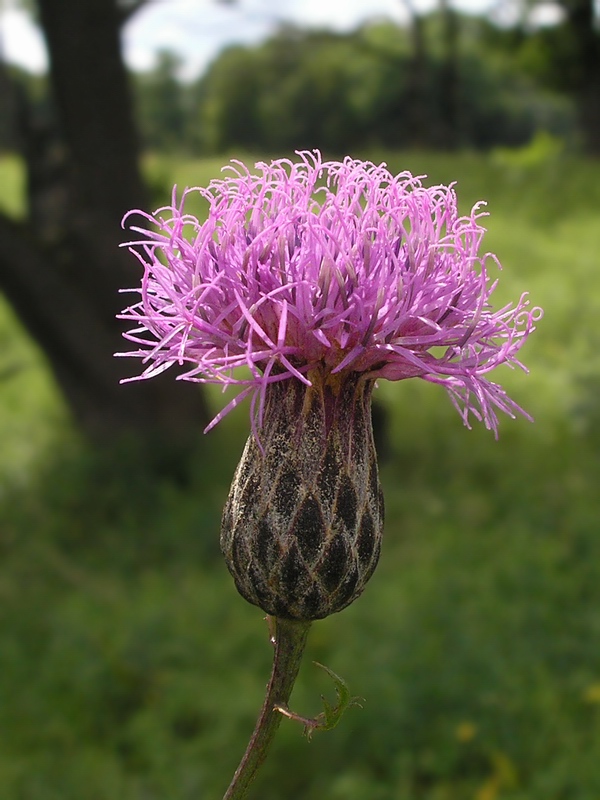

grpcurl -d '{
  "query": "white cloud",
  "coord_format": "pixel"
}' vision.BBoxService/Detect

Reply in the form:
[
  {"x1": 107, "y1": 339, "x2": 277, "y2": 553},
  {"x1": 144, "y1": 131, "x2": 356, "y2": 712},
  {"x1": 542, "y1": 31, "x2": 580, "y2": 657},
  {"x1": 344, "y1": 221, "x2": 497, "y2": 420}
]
[
  {"x1": 281, "y1": 0, "x2": 406, "y2": 29},
  {"x1": 0, "y1": 5, "x2": 47, "y2": 73},
  {"x1": 122, "y1": 0, "x2": 412, "y2": 80},
  {"x1": 123, "y1": 0, "x2": 274, "y2": 79}
]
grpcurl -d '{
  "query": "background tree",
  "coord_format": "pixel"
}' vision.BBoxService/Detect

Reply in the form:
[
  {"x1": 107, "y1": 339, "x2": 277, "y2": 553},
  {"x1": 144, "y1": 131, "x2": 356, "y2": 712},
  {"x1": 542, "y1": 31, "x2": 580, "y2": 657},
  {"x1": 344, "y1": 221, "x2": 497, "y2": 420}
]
[
  {"x1": 397, "y1": 0, "x2": 429, "y2": 147},
  {"x1": 525, "y1": 0, "x2": 599, "y2": 154},
  {"x1": 134, "y1": 49, "x2": 188, "y2": 153},
  {"x1": 436, "y1": 0, "x2": 460, "y2": 148},
  {"x1": 190, "y1": 19, "x2": 572, "y2": 155},
  {"x1": 0, "y1": 0, "x2": 209, "y2": 447},
  {"x1": 565, "y1": 0, "x2": 600, "y2": 154}
]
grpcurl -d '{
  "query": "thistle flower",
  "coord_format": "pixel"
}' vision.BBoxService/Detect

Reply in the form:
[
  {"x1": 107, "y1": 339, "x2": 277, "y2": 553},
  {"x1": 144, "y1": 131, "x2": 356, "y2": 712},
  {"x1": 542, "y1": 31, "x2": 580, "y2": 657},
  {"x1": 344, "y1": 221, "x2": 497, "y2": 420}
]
[{"x1": 119, "y1": 151, "x2": 542, "y2": 621}]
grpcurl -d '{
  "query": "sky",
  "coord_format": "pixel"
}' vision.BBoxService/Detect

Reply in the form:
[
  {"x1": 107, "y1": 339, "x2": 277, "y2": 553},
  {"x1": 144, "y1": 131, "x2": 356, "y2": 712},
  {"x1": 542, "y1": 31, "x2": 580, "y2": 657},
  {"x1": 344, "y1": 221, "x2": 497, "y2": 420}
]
[{"x1": 0, "y1": 0, "x2": 533, "y2": 81}]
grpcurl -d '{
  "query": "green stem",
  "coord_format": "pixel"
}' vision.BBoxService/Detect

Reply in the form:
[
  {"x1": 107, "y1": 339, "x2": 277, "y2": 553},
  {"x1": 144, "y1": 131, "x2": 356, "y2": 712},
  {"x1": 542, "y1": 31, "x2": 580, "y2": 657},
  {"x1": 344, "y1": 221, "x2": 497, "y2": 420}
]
[{"x1": 223, "y1": 616, "x2": 312, "y2": 800}]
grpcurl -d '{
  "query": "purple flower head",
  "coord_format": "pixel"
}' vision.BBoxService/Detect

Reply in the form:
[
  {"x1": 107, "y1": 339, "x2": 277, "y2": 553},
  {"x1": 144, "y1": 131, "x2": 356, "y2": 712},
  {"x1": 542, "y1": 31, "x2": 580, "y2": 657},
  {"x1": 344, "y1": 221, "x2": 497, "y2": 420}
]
[{"x1": 118, "y1": 151, "x2": 542, "y2": 435}]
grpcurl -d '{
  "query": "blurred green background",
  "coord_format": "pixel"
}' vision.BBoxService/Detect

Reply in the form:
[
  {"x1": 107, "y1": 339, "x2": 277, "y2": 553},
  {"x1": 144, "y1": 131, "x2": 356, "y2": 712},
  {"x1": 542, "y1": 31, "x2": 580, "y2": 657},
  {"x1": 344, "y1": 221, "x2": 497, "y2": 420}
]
[{"x1": 1, "y1": 1, "x2": 600, "y2": 798}]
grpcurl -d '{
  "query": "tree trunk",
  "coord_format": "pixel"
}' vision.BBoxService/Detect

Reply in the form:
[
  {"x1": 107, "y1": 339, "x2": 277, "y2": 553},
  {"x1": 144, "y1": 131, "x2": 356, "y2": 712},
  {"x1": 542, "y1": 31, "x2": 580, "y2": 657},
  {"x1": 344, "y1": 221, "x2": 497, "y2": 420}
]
[
  {"x1": 399, "y1": 0, "x2": 429, "y2": 147},
  {"x1": 566, "y1": 0, "x2": 600, "y2": 156},
  {"x1": 0, "y1": 0, "x2": 209, "y2": 446},
  {"x1": 437, "y1": 0, "x2": 460, "y2": 149}
]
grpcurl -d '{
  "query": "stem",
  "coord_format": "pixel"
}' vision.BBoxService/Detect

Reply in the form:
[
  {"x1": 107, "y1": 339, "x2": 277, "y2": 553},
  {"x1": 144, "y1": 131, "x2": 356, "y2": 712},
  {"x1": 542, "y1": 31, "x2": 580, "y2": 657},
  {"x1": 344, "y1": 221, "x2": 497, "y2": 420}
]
[{"x1": 223, "y1": 616, "x2": 312, "y2": 800}]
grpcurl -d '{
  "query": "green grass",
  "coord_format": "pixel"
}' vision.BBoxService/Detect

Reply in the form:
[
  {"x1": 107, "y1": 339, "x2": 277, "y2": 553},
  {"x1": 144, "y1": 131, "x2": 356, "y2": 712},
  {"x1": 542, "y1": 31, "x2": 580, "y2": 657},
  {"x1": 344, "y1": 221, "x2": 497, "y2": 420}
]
[
  {"x1": 0, "y1": 296, "x2": 68, "y2": 485},
  {"x1": 1, "y1": 149, "x2": 600, "y2": 799},
  {"x1": 0, "y1": 154, "x2": 26, "y2": 218}
]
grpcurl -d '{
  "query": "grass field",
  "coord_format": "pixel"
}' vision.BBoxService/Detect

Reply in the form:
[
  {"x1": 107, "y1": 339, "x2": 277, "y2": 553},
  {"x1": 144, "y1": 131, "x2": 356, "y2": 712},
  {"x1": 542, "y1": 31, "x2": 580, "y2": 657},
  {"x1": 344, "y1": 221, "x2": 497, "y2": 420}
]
[{"x1": 1, "y1": 147, "x2": 600, "y2": 799}]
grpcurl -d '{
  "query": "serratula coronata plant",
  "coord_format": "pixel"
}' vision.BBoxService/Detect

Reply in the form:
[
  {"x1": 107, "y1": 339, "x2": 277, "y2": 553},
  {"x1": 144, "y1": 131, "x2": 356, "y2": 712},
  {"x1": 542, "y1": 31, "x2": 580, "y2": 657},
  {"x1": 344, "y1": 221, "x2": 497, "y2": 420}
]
[{"x1": 118, "y1": 151, "x2": 542, "y2": 799}]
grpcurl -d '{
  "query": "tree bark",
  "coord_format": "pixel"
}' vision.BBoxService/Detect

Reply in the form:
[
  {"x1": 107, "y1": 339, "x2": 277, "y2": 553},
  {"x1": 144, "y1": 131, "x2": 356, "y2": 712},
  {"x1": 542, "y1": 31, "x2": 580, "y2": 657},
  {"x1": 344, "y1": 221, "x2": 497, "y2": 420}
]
[
  {"x1": 565, "y1": 0, "x2": 600, "y2": 155},
  {"x1": 0, "y1": 211, "x2": 208, "y2": 443},
  {"x1": 398, "y1": 0, "x2": 429, "y2": 147},
  {"x1": 0, "y1": 0, "x2": 209, "y2": 445},
  {"x1": 38, "y1": 0, "x2": 145, "y2": 231},
  {"x1": 437, "y1": 0, "x2": 460, "y2": 149}
]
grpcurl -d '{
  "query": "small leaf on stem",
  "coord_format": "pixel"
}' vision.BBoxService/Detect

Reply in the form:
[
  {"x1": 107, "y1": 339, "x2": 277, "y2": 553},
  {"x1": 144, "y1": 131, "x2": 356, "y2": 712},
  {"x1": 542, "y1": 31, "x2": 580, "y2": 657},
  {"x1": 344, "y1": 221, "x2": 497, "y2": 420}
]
[{"x1": 274, "y1": 660, "x2": 363, "y2": 740}]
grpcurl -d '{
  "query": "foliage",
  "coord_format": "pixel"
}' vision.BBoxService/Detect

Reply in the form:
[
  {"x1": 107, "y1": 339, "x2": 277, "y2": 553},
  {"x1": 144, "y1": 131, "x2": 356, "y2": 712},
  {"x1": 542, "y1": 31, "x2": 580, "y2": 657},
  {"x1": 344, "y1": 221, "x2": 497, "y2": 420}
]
[
  {"x1": 129, "y1": 18, "x2": 575, "y2": 156},
  {"x1": 1, "y1": 13, "x2": 580, "y2": 158},
  {"x1": 0, "y1": 154, "x2": 25, "y2": 218},
  {"x1": 1, "y1": 150, "x2": 600, "y2": 798},
  {"x1": 132, "y1": 50, "x2": 189, "y2": 153}
]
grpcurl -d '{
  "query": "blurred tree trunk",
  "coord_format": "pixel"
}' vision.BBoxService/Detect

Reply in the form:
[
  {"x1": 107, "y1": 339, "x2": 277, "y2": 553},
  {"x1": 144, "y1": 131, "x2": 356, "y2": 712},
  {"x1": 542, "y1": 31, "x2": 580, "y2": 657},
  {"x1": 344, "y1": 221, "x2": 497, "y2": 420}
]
[
  {"x1": 399, "y1": 0, "x2": 462, "y2": 149},
  {"x1": 564, "y1": 0, "x2": 600, "y2": 155},
  {"x1": 0, "y1": 0, "x2": 209, "y2": 446},
  {"x1": 399, "y1": 0, "x2": 428, "y2": 147},
  {"x1": 438, "y1": 0, "x2": 460, "y2": 149}
]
